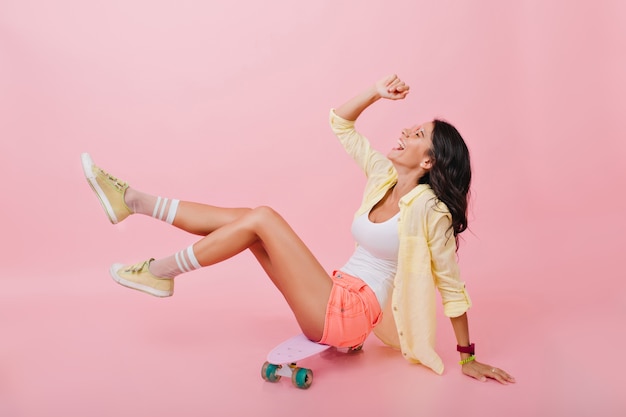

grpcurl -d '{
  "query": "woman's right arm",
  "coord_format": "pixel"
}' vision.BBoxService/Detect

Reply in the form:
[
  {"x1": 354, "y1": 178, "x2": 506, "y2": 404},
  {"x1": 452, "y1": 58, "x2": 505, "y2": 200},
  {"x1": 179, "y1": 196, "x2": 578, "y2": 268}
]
[{"x1": 334, "y1": 74, "x2": 410, "y2": 121}]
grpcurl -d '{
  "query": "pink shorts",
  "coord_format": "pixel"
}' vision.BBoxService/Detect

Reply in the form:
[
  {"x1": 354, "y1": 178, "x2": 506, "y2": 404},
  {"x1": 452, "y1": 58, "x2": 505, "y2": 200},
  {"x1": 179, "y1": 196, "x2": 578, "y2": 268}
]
[{"x1": 318, "y1": 271, "x2": 382, "y2": 348}]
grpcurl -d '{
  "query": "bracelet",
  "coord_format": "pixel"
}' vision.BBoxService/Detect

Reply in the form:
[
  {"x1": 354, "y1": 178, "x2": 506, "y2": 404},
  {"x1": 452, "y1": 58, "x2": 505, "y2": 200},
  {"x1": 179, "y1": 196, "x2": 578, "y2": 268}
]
[
  {"x1": 456, "y1": 343, "x2": 475, "y2": 355},
  {"x1": 459, "y1": 355, "x2": 476, "y2": 365}
]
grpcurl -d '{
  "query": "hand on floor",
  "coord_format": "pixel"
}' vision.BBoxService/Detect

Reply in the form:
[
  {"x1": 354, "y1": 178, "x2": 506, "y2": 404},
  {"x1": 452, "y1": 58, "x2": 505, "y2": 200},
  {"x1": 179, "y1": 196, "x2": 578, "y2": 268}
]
[{"x1": 462, "y1": 360, "x2": 516, "y2": 384}]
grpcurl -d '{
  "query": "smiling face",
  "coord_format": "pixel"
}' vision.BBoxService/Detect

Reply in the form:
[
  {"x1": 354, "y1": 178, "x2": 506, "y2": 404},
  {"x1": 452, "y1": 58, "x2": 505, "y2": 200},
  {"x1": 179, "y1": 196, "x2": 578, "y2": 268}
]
[{"x1": 387, "y1": 121, "x2": 435, "y2": 173}]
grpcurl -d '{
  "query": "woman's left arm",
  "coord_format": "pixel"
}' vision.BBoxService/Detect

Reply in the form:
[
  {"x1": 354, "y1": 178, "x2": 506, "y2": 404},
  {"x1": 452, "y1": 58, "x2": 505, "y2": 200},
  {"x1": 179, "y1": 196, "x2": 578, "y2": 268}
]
[
  {"x1": 450, "y1": 313, "x2": 516, "y2": 384},
  {"x1": 426, "y1": 205, "x2": 515, "y2": 384}
]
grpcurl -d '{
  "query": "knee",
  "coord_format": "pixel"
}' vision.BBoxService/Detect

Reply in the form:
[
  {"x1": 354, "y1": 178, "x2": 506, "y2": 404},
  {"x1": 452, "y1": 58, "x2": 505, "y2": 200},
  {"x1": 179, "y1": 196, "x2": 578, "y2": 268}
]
[
  {"x1": 244, "y1": 205, "x2": 283, "y2": 227},
  {"x1": 250, "y1": 205, "x2": 280, "y2": 221}
]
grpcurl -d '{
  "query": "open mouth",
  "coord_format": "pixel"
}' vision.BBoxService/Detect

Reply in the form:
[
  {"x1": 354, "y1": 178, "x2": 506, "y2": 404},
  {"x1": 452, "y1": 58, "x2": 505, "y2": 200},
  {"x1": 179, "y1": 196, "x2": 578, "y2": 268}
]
[{"x1": 393, "y1": 139, "x2": 406, "y2": 151}]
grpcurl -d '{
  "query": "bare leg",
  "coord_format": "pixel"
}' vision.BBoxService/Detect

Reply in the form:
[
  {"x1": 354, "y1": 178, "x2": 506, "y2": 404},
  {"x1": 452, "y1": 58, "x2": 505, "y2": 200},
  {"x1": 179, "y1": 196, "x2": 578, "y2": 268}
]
[
  {"x1": 124, "y1": 186, "x2": 251, "y2": 236},
  {"x1": 172, "y1": 202, "x2": 251, "y2": 236},
  {"x1": 84, "y1": 154, "x2": 331, "y2": 338},
  {"x1": 127, "y1": 193, "x2": 331, "y2": 340},
  {"x1": 187, "y1": 206, "x2": 332, "y2": 341}
]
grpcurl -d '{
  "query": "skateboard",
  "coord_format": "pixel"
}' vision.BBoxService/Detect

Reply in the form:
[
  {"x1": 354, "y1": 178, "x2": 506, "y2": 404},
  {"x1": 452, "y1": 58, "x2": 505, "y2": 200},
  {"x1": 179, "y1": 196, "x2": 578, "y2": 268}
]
[{"x1": 261, "y1": 333, "x2": 362, "y2": 389}]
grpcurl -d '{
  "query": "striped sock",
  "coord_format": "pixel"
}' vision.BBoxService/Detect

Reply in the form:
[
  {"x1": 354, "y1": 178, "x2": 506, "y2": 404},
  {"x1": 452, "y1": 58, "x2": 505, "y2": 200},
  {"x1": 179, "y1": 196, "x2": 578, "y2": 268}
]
[
  {"x1": 149, "y1": 245, "x2": 202, "y2": 279},
  {"x1": 125, "y1": 188, "x2": 180, "y2": 225},
  {"x1": 152, "y1": 196, "x2": 180, "y2": 225}
]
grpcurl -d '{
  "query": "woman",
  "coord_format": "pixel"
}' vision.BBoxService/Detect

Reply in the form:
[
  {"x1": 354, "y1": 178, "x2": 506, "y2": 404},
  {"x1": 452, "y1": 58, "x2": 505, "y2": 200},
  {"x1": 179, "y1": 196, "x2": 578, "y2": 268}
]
[{"x1": 82, "y1": 74, "x2": 514, "y2": 384}]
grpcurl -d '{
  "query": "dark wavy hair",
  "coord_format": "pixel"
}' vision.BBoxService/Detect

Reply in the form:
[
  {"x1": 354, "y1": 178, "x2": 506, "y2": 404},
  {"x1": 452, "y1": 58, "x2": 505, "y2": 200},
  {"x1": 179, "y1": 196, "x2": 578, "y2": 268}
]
[{"x1": 418, "y1": 119, "x2": 471, "y2": 249}]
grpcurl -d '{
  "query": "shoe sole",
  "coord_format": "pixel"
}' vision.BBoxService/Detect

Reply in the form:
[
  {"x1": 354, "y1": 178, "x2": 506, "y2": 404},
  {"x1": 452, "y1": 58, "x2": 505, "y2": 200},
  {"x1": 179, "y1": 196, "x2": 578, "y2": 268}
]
[
  {"x1": 109, "y1": 263, "x2": 173, "y2": 298},
  {"x1": 81, "y1": 152, "x2": 119, "y2": 224}
]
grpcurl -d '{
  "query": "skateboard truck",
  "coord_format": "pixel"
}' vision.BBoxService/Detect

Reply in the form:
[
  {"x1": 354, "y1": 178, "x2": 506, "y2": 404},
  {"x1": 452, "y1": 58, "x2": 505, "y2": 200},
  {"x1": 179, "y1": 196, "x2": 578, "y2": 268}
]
[{"x1": 261, "y1": 362, "x2": 313, "y2": 389}]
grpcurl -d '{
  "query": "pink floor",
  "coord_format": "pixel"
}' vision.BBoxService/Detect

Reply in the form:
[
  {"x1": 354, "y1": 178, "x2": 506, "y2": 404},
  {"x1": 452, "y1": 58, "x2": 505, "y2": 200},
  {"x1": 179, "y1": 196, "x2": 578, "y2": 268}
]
[
  {"x1": 2, "y1": 263, "x2": 624, "y2": 417},
  {"x1": 3, "y1": 1, "x2": 626, "y2": 415}
]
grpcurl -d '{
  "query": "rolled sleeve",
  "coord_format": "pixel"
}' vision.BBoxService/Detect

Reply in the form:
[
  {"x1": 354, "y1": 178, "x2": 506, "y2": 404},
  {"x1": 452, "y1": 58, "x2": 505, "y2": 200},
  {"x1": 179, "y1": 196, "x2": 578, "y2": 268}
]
[
  {"x1": 329, "y1": 109, "x2": 390, "y2": 177},
  {"x1": 427, "y1": 209, "x2": 472, "y2": 318}
]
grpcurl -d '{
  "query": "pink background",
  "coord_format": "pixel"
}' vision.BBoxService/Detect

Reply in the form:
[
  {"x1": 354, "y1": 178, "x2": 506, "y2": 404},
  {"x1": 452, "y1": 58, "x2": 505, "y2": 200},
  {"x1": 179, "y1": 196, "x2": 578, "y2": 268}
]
[{"x1": 2, "y1": 0, "x2": 625, "y2": 416}]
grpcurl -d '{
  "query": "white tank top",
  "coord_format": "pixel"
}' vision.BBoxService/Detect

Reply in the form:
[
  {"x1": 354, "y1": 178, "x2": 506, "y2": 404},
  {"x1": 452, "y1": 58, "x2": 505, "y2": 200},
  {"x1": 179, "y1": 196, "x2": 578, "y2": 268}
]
[{"x1": 339, "y1": 211, "x2": 399, "y2": 307}]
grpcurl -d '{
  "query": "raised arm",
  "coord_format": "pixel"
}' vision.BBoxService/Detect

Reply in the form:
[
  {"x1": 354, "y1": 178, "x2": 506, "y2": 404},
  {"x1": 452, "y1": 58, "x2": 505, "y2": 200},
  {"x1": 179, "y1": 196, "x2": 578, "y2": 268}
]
[{"x1": 334, "y1": 74, "x2": 410, "y2": 121}]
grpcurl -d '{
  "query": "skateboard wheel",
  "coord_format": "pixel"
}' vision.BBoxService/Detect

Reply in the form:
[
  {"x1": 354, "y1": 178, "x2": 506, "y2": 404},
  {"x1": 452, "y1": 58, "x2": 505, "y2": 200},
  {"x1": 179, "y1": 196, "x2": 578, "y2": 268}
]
[
  {"x1": 261, "y1": 362, "x2": 281, "y2": 382},
  {"x1": 291, "y1": 367, "x2": 313, "y2": 389}
]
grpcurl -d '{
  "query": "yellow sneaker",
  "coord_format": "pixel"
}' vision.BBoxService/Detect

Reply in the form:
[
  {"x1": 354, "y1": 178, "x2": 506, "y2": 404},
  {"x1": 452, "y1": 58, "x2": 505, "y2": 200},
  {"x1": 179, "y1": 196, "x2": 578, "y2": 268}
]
[
  {"x1": 81, "y1": 153, "x2": 132, "y2": 224},
  {"x1": 109, "y1": 259, "x2": 174, "y2": 297}
]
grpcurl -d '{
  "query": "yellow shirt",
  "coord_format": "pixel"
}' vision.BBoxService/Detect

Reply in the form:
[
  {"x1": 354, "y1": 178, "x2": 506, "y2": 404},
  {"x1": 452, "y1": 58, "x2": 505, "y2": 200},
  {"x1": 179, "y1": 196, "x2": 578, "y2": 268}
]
[{"x1": 330, "y1": 109, "x2": 472, "y2": 374}]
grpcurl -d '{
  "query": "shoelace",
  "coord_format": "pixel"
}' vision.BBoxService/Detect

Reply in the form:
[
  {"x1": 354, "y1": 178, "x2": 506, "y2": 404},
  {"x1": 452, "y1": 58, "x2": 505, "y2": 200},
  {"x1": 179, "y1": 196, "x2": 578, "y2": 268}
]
[
  {"x1": 98, "y1": 168, "x2": 128, "y2": 190},
  {"x1": 124, "y1": 258, "x2": 155, "y2": 273}
]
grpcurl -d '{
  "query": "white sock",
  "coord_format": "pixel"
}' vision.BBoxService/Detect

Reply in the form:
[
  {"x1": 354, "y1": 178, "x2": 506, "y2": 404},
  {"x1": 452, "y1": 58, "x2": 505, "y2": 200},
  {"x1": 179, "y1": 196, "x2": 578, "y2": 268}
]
[
  {"x1": 149, "y1": 245, "x2": 202, "y2": 279},
  {"x1": 125, "y1": 188, "x2": 180, "y2": 225},
  {"x1": 152, "y1": 196, "x2": 180, "y2": 224}
]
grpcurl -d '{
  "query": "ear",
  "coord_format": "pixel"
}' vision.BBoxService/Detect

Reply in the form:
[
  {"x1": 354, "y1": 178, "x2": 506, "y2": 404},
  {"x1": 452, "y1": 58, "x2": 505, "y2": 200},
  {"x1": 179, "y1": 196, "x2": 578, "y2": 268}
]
[{"x1": 420, "y1": 156, "x2": 433, "y2": 171}]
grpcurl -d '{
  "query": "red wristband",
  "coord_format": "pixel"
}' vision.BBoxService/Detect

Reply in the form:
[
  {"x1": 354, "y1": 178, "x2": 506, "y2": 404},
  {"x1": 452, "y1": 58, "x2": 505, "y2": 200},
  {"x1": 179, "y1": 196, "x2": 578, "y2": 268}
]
[{"x1": 456, "y1": 343, "x2": 475, "y2": 355}]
